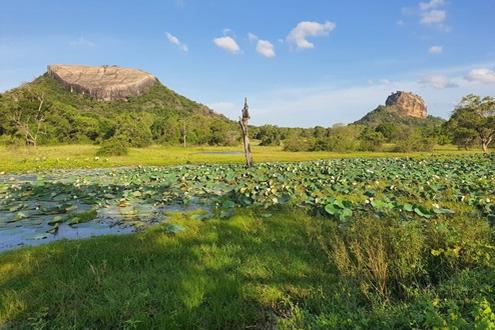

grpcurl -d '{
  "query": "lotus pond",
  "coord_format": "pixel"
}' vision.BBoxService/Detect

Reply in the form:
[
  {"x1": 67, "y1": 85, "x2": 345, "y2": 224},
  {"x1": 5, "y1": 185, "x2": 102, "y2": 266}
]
[{"x1": 1, "y1": 154, "x2": 494, "y2": 251}]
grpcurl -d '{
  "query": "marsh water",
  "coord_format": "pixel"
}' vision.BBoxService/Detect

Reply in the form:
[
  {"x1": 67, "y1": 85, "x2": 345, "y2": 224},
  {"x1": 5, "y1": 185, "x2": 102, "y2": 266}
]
[{"x1": 0, "y1": 168, "x2": 204, "y2": 252}]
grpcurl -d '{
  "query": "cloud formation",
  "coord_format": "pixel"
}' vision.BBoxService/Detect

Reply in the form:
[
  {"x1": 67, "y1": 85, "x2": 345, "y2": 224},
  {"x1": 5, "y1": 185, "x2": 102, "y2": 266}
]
[
  {"x1": 418, "y1": 0, "x2": 448, "y2": 28},
  {"x1": 420, "y1": 74, "x2": 458, "y2": 89},
  {"x1": 465, "y1": 68, "x2": 495, "y2": 84},
  {"x1": 286, "y1": 21, "x2": 336, "y2": 50},
  {"x1": 419, "y1": 0, "x2": 445, "y2": 11},
  {"x1": 421, "y1": 10, "x2": 446, "y2": 25},
  {"x1": 256, "y1": 40, "x2": 276, "y2": 58},
  {"x1": 429, "y1": 45, "x2": 443, "y2": 54},
  {"x1": 213, "y1": 36, "x2": 240, "y2": 54},
  {"x1": 166, "y1": 32, "x2": 188, "y2": 52}
]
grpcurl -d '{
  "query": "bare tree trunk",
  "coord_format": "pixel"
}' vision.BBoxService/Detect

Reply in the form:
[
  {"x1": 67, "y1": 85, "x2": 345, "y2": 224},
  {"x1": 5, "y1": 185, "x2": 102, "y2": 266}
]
[
  {"x1": 481, "y1": 136, "x2": 493, "y2": 153},
  {"x1": 182, "y1": 121, "x2": 187, "y2": 148},
  {"x1": 482, "y1": 141, "x2": 488, "y2": 153},
  {"x1": 239, "y1": 118, "x2": 252, "y2": 167},
  {"x1": 239, "y1": 98, "x2": 253, "y2": 167}
]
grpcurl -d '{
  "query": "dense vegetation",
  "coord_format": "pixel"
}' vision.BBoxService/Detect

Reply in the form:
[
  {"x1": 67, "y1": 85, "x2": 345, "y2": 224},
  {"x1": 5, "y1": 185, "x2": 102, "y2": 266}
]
[
  {"x1": 0, "y1": 75, "x2": 239, "y2": 147},
  {"x1": 1, "y1": 155, "x2": 494, "y2": 328},
  {"x1": 1, "y1": 75, "x2": 493, "y2": 154},
  {"x1": 253, "y1": 95, "x2": 494, "y2": 153}
]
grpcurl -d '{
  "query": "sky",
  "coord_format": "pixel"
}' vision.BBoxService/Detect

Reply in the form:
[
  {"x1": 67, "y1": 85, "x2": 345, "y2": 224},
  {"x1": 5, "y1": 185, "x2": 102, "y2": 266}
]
[{"x1": 1, "y1": 0, "x2": 494, "y2": 127}]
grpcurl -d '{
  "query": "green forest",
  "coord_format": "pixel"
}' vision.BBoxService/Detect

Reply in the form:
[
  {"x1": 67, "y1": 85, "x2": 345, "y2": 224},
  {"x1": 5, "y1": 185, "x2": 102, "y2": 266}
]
[{"x1": 1, "y1": 75, "x2": 494, "y2": 155}]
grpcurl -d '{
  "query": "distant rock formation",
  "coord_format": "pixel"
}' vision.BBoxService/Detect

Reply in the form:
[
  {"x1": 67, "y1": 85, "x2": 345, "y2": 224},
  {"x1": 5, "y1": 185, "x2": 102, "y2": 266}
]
[
  {"x1": 47, "y1": 64, "x2": 157, "y2": 101},
  {"x1": 385, "y1": 91, "x2": 427, "y2": 118}
]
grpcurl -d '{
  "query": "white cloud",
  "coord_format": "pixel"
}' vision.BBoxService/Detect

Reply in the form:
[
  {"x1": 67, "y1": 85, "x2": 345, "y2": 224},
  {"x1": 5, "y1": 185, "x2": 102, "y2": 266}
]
[
  {"x1": 420, "y1": 74, "x2": 458, "y2": 89},
  {"x1": 401, "y1": 0, "x2": 449, "y2": 30},
  {"x1": 429, "y1": 45, "x2": 443, "y2": 54},
  {"x1": 419, "y1": 0, "x2": 445, "y2": 11},
  {"x1": 286, "y1": 21, "x2": 336, "y2": 50},
  {"x1": 213, "y1": 36, "x2": 240, "y2": 54},
  {"x1": 420, "y1": 9, "x2": 446, "y2": 25},
  {"x1": 69, "y1": 37, "x2": 95, "y2": 48},
  {"x1": 247, "y1": 33, "x2": 258, "y2": 43},
  {"x1": 165, "y1": 32, "x2": 188, "y2": 52},
  {"x1": 465, "y1": 68, "x2": 495, "y2": 84},
  {"x1": 256, "y1": 40, "x2": 275, "y2": 58}
]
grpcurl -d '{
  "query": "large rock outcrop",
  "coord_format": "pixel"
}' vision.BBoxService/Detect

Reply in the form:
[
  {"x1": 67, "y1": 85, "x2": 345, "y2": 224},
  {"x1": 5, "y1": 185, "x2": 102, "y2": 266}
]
[
  {"x1": 47, "y1": 64, "x2": 157, "y2": 101},
  {"x1": 385, "y1": 91, "x2": 427, "y2": 118}
]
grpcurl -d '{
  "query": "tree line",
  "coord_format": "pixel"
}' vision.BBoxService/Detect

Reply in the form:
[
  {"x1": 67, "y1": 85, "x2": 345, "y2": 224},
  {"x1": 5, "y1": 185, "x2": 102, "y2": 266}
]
[
  {"x1": 252, "y1": 94, "x2": 494, "y2": 153},
  {"x1": 0, "y1": 78, "x2": 493, "y2": 154}
]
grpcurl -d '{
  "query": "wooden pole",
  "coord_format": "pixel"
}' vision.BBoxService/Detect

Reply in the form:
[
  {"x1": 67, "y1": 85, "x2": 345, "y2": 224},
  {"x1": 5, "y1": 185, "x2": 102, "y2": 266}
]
[{"x1": 239, "y1": 98, "x2": 253, "y2": 167}]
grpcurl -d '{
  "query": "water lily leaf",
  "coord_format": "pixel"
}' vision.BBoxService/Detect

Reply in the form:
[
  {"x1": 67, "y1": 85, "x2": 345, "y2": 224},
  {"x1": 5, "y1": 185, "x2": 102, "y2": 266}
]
[
  {"x1": 414, "y1": 207, "x2": 432, "y2": 218},
  {"x1": 324, "y1": 204, "x2": 337, "y2": 215},
  {"x1": 433, "y1": 208, "x2": 455, "y2": 215},
  {"x1": 9, "y1": 204, "x2": 24, "y2": 212},
  {"x1": 48, "y1": 216, "x2": 65, "y2": 225},
  {"x1": 15, "y1": 212, "x2": 27, "y2": 221}
]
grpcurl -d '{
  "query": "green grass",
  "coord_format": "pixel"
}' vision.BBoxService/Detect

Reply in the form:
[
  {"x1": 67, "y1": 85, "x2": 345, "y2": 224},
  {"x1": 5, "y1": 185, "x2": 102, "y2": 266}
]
[
  {"x1": 1, "y1": 210, "x2": 494, "y2": 329},
  {"x1": 0, "y1": 143, "x2": 485, "y2": 173},
  {"x1": 0, "y1": 210, "x2": 334, "y2": 328}
]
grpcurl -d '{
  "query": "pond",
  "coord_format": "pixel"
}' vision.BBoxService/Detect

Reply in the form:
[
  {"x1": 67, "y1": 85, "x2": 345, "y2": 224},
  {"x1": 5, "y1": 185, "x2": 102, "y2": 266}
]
[{"x1": 0, "y1": 168, "x2": 205, "y2": 252}]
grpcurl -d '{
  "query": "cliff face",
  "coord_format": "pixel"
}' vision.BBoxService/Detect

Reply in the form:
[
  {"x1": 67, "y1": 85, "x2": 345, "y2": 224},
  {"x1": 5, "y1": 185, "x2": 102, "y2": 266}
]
[
  {"x1": 47, "y1": 64, "x2": 157, "y2": 101},
  {"x1": 385, "y1": 91, "x2": 427, "y2": 119}
]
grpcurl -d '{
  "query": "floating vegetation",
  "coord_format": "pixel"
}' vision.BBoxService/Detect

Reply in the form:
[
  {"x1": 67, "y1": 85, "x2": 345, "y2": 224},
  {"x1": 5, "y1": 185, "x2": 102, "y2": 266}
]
[{"x1": 1, "y1": 154, "x2": 494, "y2": 251}]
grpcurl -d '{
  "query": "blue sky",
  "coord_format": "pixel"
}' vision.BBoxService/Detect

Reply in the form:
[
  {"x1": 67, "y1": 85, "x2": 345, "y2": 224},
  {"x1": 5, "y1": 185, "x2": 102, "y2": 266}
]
[{"x1": 1, "y1": 0, "x2": 494, "y2": 127}]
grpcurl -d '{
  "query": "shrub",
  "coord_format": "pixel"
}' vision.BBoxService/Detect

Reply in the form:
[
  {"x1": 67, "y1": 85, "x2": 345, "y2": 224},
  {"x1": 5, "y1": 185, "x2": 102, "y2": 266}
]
[
  {"x1": 394, "y1": 128, "x2": 436, "y2": 152},
  {"x1": 96, "y1": 138, "x2": 128, "y2": 156},
  {"x1": 283, "y1": 136, "x2": 313, "y2": 152},
  {"x1": 316, "y1": 214, "x2": 495, "y2": 302}
]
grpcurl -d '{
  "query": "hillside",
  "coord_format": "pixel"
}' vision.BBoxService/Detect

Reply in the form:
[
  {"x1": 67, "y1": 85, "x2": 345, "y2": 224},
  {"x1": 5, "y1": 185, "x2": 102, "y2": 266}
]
[
  {"x1": 354, "y1": 91, "x2": 445, "y2": 128},
  {"x1": 354, "y1": 105, "x2": 445, "y2": 128},
  {"x1": 0, "y1": 65, "x2": 238, "y2": 146}
]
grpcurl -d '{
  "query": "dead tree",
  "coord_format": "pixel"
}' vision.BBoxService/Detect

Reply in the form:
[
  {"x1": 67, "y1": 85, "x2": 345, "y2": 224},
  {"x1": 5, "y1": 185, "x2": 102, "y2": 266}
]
[
  {"x1": 182, "y1": 120, "x2": 187, "y2": 148},
  {"x1": 239, "y1": 98, "x2": 253, "y2": 167},
  {"x1": 10, "y1": 87, "x2": 46, "y2": 147}
]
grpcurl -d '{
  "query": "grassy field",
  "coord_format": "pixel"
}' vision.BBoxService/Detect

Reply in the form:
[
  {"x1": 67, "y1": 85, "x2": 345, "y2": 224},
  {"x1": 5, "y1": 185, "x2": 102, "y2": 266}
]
[
  {"x1": 0, "y1": 143, "x2": 484, "y2": 173},
  {"x1": 1, "y1": 209, "x2": 494, "y2": 329},
  {"x1": 1, "y1": 149, "x2": 494, "y2": 328}
]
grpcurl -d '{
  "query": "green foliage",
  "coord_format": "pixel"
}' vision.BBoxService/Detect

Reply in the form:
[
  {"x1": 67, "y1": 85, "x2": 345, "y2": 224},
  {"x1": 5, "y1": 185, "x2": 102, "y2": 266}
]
[
  {"x1": 255, "y1": 124, "x2": 283, "y2": 146},
  {"x1": 355, "y1": 105, "x2": 445, "y2": 129},
  {"x1": 283, "y1": 134, "x2": 313, "y2": 151},
  {"x1": 0, "y1": 75, "x2": 238, "y2": 146},
  {"x1": 447, "y1": 94, "x2": 495, "y2": 152},
  {"x1": 96, "y1": 138, "x2": 129, "y2": 156},
  {"x1": 359, "y1": 127, "x2": 385, "y2": 151},
  {"x1": 394, "y1": 127, "x2": 436, "y2": 152}
]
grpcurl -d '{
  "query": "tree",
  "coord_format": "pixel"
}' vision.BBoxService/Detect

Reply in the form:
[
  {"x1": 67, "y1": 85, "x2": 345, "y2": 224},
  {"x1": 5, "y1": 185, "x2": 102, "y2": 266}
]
[
  {"x1": 359, "y1": 127, "x2": 385, "y2": 151},
  {"x1": 256, "y1": 125, "x2": 282, "y2": 146},
  {"x1": 8, "y1": 85, "x2": 49, "y2": 147},
  {"x1": 239, "y1": 98, "x2": 253, "y2": 167},
  {"x1": 448, "y1": 94, "x2": 495, "y2": 153}
]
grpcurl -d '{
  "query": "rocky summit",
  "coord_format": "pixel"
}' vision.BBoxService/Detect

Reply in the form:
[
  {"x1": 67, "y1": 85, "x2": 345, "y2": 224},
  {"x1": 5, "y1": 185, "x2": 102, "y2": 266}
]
[
  {"x1": 385, "y1": 91, "x2": 427, "y2": 118},
  {"x1": 47, "y1": 64, "x2": 157, "y2": 101}
]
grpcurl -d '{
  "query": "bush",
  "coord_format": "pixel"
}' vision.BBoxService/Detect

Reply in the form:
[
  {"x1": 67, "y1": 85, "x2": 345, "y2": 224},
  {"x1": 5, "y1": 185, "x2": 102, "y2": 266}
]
[
  {"x1": 394, "y1": 128, "x2": 436, "y2": 152},
  {"x1": 316, "y1": 214, "x2": 494, "y2": 302},
  {"x1": 96, "y1": 139, "x2": 128, "y2": 156},
  {"x1": 283, "y1": 136, "x2": 313, "y2": 151}
]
